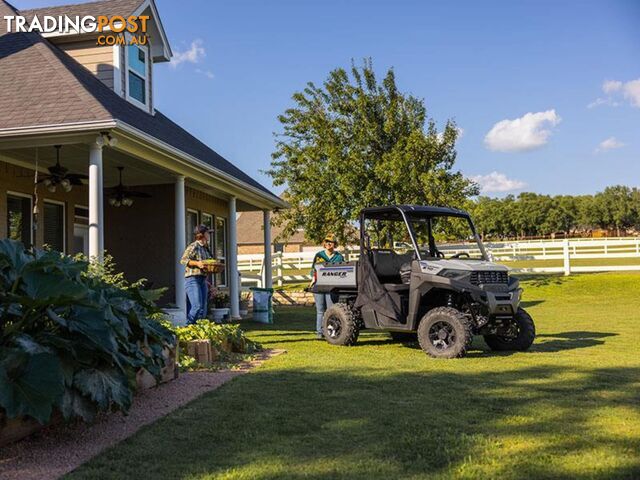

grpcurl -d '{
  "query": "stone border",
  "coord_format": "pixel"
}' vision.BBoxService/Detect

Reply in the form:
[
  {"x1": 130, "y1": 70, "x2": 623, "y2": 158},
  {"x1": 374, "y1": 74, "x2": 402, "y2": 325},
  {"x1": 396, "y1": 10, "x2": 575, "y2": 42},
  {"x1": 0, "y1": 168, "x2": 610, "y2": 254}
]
[{"x1": 0, "y1": 349, "x2": 285, "y2": 480}]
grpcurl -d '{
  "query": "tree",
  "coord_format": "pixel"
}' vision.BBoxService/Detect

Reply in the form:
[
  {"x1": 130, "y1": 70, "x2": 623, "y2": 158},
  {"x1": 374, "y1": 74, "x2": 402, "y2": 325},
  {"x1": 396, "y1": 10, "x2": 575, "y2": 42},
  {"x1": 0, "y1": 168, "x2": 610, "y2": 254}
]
[
  {"x1": 267, "y1": 59, "x2": 478, "y2": 245},
  {"x1": 596, "y1": 186, "x2": 635, "y2": 236}
]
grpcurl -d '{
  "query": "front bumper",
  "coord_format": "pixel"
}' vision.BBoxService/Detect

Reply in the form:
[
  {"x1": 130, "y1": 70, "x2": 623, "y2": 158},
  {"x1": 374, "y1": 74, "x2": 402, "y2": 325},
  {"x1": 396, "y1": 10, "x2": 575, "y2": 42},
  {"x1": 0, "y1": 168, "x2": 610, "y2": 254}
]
[{"x1": 477, "y1": 288, "x2": 522, "y2": 316}]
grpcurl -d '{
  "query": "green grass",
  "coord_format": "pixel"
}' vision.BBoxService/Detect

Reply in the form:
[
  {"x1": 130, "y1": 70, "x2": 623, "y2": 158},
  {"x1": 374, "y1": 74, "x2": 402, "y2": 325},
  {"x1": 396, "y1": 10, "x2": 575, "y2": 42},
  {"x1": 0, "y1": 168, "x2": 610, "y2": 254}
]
[
  {"x1": 501, "y1": 257, "x2": 640, "y2": 269},
  {"x1": 69, "y1": 273, "x2": 640, "y2": 479}
]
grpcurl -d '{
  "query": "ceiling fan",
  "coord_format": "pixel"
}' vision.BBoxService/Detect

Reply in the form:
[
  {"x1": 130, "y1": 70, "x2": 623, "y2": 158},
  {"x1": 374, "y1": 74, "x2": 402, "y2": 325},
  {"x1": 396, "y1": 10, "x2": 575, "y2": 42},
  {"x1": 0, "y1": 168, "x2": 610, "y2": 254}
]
[
  {"x1": 107, "y1": 167, "x2": 151, "y2": 207},
  {"x1": 39, "y1": 145, "x2": 88, "y2": 193}
]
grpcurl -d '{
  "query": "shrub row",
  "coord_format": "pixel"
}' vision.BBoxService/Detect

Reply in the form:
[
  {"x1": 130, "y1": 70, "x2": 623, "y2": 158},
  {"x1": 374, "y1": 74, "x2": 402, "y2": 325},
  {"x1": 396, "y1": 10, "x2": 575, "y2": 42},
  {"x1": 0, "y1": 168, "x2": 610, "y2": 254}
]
[{"x1": 0, "y1": 239, "x2": 175, "y2": 424}]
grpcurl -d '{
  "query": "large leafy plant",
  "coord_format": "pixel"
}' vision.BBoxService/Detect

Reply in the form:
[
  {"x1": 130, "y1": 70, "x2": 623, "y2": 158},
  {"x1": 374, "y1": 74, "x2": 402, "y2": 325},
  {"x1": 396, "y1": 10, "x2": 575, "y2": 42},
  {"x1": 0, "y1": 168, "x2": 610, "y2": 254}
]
[{"x1": 0, "y1": 239, "x2": 175, "y2": 424}]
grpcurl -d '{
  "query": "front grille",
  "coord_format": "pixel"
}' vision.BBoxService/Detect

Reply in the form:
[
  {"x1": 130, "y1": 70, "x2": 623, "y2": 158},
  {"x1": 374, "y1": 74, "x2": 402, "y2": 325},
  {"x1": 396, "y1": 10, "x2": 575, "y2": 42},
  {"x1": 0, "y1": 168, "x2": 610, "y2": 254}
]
[{"x1": 470, "y1": 271, "x2": 508, "y2": 285}]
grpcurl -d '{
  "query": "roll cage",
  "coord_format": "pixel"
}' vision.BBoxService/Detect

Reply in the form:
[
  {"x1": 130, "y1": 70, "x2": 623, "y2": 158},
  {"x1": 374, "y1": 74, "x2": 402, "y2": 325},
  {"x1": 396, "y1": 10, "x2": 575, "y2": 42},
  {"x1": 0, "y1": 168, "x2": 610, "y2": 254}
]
[{"x1": 359, "y1": 205, "x2": 489, "y2": 261}]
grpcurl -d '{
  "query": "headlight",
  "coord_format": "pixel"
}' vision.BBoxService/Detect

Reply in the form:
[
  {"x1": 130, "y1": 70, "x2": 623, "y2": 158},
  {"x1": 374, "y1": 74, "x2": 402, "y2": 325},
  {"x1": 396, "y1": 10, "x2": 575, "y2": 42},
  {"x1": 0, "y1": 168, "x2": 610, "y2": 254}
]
[{"x1": 438, "y1": 269, "x2": 469, "y2": 280}]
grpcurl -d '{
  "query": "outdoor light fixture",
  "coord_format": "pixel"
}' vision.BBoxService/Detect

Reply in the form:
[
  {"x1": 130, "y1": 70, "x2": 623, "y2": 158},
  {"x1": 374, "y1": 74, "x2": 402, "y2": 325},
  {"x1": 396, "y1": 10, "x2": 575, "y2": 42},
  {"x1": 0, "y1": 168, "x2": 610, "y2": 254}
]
[
  {"x1": 38, "y1": 145, "x2": 87, "y2": 194},
  {"x1": 107, "y1": 166, "x2": 151, "y2": 208},
  {"x1": 98, "y1": 132, "x2": 118, "y2": 148}
]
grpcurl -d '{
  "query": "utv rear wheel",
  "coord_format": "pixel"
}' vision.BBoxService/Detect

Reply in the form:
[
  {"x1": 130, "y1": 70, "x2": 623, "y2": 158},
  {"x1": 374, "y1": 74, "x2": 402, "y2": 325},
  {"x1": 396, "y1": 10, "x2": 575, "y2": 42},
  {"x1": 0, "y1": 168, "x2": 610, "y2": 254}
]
[
  {"x1": 484, "y1": 308, "x2": 536, "y2": 351},
  {"x1": 323, "y1": 303, "x2": 360, "y2": 346},
  {"x1": 417, "y1": 307, "x2": 473, "y2": 359}
]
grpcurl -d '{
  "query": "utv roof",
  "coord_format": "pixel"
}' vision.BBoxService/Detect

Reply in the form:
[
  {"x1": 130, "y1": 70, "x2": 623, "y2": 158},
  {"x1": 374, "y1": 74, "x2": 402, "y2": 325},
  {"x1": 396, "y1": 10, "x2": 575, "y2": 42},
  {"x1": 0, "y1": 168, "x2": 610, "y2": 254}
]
[{"x1": 362, "y1": 205, "x2": 471, "y2": 219}]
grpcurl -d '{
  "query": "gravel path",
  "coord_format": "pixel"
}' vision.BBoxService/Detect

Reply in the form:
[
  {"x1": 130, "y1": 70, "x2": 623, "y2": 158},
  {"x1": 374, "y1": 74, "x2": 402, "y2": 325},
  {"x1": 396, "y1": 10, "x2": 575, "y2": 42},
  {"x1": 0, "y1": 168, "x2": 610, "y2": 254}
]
[{"x1": 0, "y1": 349, "x2": 285, "y2": 480}]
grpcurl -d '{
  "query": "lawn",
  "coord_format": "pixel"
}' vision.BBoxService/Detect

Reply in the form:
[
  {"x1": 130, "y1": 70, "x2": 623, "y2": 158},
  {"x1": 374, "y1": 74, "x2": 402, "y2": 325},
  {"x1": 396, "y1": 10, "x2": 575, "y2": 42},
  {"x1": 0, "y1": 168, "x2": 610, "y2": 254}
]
[{"x1": 69, "y1": 273, "x2": 640, "y2": 479}]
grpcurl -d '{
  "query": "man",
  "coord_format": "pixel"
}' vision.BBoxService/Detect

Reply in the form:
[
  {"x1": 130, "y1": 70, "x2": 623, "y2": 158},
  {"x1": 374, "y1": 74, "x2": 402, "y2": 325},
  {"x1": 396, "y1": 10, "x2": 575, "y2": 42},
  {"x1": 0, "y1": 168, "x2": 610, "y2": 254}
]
[
  {"x1": 310, "y1": 234, "x2": 344, "y2": 339},
  {"x1": 180, "y1": 225, "x2": 213, "y2": 324}
]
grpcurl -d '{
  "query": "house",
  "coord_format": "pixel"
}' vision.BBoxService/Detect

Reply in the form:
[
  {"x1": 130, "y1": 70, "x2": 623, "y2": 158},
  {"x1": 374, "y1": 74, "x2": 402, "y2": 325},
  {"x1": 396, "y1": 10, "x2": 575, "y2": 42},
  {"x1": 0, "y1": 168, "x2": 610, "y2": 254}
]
[
  {"x1": 0, "y1": 0, "x2": 285, "y2": 322},
  {"x1": 236, "y1": 211, "x2": 308, "y2": 254}
]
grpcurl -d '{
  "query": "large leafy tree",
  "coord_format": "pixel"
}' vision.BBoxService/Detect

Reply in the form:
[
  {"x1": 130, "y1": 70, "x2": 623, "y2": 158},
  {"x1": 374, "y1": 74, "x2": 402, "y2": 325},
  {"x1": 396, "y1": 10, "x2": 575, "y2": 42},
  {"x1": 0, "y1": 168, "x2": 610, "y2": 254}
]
[{"x1": 267, "y1": 60, "x2": 478, "y2": 245}]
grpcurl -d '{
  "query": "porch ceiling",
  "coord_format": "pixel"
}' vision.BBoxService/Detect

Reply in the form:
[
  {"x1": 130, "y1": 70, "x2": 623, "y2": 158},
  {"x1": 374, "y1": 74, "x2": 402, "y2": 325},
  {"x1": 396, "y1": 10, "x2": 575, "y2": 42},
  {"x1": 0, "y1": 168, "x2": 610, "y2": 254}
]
[
  {"x1": 0, "y1": 144, "x2": 271, "y2": 212},
  {"x1": 0, "y1": 144, "x2": 171, "y2": 187}
]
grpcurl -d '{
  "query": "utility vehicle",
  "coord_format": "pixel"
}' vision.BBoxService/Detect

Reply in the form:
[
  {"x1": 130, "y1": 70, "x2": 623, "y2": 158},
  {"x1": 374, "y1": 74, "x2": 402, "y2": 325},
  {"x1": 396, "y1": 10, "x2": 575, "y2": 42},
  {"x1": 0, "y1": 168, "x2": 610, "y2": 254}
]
[{"x1": 312, "y1": 205, "x2": 535, "y2": 358}]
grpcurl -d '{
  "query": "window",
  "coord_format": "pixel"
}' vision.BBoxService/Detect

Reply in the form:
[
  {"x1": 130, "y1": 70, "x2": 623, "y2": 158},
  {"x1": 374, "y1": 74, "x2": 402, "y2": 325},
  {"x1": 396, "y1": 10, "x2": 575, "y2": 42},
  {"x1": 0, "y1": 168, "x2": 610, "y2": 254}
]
[
  {"x1": 72, "y1": 205, "x2": 89, "y2": 256},
  {"x1": 6, "y1": 193, "x2": 32, "y2": 246},
  {"x1": 214, "y1": 217, "x2": 227, "y2": 286},
  {"x1": 126, "y1": 44, "x2": 148, "y2": 107},
  {"x1": 43, "y1": 201, "x2": 65, "y2": 253},
  {"x1": 202, "y1": 212, "x2": 213, "y2": 253},
  {"x1": 186, "y1": 209, "x2": 199, "y2": 244}
]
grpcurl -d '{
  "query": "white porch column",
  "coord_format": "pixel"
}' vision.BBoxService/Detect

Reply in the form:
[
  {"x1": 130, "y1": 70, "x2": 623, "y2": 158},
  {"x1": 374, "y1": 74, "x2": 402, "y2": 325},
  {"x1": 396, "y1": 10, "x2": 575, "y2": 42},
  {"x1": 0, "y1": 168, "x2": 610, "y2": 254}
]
[
  {"x1": 174, "y1": 176, "x2": 187, "y2": 316},
  {"x1": 228, "y1": 196, "x2": 240, "y2": 319},
  {"x1": 88, "y1": 143, "x2": 103, "y2": 262},
  {"x1": 262, "y1": 209, "x2": 273, "y2": 289}
]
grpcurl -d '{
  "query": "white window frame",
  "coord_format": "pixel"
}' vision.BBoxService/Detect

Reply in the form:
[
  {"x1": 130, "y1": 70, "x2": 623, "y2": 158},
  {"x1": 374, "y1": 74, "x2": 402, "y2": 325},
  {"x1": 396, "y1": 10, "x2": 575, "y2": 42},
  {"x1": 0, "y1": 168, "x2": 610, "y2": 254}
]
[
  {"x1": 186, "y1": 208, "x2": 199, "y2": 244},
  {"x1": 201, "y1": 212, "x2": 213, "y2": 252},
  {"x1": 43, "y1": 199, "x2": 66, "y2": 253},
  {"x1": 6, "y1": 191, "x2": 33, "y2": 245},
  {"x1": 215, "y1": 216, "x2": 228, "y2": 287},
  {"x1": 74, "y1": 204, "x2": 89, "y2": 221},
  {"x1": 124, "y1": 39, "x2": 151, "y2": 112}
]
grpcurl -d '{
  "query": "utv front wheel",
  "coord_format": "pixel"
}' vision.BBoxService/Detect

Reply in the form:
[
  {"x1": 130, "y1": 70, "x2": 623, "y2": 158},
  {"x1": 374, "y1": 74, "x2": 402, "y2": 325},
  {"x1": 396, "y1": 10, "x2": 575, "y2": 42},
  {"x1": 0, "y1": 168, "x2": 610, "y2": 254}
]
[
  {"x1": 484, "y1": 308, "x2": 536, "y2": 351},
  {"x1": 323, "y1": 303, "x2": 360, "y2": 346},
  {"x1": 417, "y1": 307, "x2": 473, "y2": 359}
]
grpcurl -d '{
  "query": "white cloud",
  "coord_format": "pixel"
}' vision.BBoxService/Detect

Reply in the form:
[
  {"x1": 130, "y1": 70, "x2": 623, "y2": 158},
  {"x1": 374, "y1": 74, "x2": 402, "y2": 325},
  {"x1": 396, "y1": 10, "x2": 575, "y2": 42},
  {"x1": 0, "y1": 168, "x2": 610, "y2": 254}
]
[
  {"x1": 196, "y1": 68, "x2": 215, "y2": 79},
  {"x1": 170, "y1": 40, "x2": 206, "y2": 68},
  {"x1": 622, "y1": 79, "x2": 640, "y2": 107},
  {"x1": 602, "y1": 80, "x2": 622, "y2": 94},
  {"x1": 484, "y1": 110, "x2": 561, "y2": 152},
  {"x1": 587, "y1": 97, "x2": 620, "y2": 109},
  {"x1": 589, "y1": 78, "x2": 640, "y2": 108},
  {"x1": 595, "y1": 137, "x2": 626, "y2": 153},
  {"x1": 470, "y1": 171, "x2": 527, "y2": 193}
]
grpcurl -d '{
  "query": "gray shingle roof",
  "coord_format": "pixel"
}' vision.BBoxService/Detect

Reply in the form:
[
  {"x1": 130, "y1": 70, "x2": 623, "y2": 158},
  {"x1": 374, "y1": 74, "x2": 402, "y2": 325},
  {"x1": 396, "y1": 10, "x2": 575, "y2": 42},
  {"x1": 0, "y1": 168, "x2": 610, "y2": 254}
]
[
  {"x1": 0, "y1": 0, "x2": 279, "y2": 201},
  {"x1": 20, "y1": 0, "x2": 145, "y2": 22},
  {"x1": 237, "y1": 211, "x2": 306, "y2": 245}
]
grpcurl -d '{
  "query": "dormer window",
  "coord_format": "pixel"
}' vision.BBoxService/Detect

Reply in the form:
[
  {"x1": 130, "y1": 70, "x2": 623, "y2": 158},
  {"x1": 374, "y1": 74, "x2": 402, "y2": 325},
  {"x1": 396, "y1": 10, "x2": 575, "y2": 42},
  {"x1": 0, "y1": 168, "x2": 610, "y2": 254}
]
[{"x1": 126, "y1": 44, "x2": 150, "y2": 110}]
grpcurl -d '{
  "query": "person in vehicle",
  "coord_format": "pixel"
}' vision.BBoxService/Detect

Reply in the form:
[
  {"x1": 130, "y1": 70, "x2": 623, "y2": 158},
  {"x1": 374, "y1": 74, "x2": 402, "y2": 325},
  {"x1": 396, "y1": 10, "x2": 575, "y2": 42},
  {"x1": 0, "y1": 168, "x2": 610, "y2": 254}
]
[
  {"x1": 310, "y1": 234, "x2": 345, "y2": 338},
  {"x1": 180, "y1": 225, "x2": 213, "y2": 324}
]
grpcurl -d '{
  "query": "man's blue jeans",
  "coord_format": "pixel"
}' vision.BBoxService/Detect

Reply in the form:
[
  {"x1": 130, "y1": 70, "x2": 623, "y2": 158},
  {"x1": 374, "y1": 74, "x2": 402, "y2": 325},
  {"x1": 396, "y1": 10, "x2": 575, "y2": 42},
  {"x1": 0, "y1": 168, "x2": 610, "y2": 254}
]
[
  {"x1": 313, "y1": 293, "x2": 334, "y2": 336},
  {"x1": 185, "y1": 275, "x2": 208, "y2": 324}
]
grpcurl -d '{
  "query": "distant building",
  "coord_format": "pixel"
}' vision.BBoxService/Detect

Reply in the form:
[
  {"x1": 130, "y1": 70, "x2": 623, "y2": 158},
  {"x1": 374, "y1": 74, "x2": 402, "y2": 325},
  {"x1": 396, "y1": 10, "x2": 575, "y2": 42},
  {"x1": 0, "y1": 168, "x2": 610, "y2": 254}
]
[{"x1": 237, "y1": 211, "x2": 307, "y2": 254}]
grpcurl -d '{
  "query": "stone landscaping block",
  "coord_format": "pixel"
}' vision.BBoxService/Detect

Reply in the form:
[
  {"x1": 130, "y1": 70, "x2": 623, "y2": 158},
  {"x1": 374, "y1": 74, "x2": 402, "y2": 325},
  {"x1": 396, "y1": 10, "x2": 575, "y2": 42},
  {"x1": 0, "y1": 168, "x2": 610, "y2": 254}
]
[{"x1": 186, "y1": 339, "x2": 216, "y2": 365}]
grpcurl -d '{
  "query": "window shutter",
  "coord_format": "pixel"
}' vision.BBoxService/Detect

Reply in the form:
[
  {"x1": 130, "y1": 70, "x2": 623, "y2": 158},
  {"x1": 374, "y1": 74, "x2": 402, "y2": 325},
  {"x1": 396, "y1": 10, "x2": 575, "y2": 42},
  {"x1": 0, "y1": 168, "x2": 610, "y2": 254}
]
[{"x1": 44, "y1": 202, "x2": 65, "y2": 252}]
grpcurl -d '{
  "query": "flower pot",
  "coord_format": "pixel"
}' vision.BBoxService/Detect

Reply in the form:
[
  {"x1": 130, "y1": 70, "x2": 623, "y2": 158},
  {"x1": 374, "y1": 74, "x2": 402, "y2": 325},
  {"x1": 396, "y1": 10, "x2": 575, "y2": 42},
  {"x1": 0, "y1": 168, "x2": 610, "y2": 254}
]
[{"x1": 210, "y1": 307, "x2": 230, "y2": 322}]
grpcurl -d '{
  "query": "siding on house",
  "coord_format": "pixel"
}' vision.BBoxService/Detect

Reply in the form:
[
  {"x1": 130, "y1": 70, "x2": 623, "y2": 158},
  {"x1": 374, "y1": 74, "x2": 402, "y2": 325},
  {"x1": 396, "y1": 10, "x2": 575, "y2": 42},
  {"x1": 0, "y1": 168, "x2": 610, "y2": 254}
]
[
  {"x1": 56, "y1": 40, "x2": 115, "y2": 90},
  {"x1": 0, "y1": 159, "x2": 87, "y2": 251}
]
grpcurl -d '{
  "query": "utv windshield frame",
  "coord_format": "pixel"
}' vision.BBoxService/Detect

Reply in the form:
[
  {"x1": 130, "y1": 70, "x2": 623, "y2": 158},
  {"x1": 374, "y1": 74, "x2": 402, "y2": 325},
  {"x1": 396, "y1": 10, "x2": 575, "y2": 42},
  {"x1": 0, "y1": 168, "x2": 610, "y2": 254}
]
[{"x1": 360, "y1": 205, "x2": 488, "y2": 261}]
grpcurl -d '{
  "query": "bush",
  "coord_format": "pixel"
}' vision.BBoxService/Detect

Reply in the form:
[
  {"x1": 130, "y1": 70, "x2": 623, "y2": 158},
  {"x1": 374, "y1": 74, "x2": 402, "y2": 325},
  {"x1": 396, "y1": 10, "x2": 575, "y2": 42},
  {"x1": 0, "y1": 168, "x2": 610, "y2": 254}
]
[{"x1": 0, "y1": 239, "x2": 175, "y2": 424}]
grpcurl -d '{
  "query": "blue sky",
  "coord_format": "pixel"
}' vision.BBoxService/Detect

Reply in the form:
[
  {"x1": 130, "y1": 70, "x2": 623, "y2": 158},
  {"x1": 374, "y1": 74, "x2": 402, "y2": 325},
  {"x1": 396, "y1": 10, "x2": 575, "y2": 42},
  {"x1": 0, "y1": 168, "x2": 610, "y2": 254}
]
[{"x1": 14, "y1": 0, "x2": 640, "y2": 196}]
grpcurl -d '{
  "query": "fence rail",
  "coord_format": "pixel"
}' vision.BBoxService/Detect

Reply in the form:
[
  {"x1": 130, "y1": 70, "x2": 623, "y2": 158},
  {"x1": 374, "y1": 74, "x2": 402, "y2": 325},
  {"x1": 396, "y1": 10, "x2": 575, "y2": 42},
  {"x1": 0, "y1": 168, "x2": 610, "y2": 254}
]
[{"x1": 238, "y1": 237, "x2": 640, "y2": 287}]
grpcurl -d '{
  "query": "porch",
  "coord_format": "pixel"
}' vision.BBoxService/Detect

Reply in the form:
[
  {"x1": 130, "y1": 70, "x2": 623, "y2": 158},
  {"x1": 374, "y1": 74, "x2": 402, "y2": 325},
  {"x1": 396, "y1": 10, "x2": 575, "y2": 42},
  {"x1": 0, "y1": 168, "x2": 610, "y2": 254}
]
[{"x1": 0, "y1": 128, "x2": 279, "y2": 323}]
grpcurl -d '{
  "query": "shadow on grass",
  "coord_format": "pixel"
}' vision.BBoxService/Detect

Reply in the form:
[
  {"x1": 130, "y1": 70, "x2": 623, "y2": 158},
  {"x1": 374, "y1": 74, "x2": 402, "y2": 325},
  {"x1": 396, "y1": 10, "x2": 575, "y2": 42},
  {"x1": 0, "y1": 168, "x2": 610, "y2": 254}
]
[
  {"x1": 245, "y1": 312, "x2": 617, "y2": 356},
  {"x1": 514, "y1": 273, "x2": 571, "y2": 287},
  {"x1": 70, "y1": 365, "x2": 640, "y2": 480},
  {"x1": 521, "y1": 299, "x2": 545, "y2": 308},
  {"x1": 533, "y1": 331, "x2": 618, "y2": 352}
]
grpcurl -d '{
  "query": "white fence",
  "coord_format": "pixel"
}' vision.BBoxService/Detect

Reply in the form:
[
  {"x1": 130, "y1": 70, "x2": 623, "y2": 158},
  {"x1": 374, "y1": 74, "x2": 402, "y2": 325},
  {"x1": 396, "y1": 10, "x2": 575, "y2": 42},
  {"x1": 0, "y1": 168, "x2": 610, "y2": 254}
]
[{"x1": 239, "y1": 237, "x2": 640, "y2": 287}]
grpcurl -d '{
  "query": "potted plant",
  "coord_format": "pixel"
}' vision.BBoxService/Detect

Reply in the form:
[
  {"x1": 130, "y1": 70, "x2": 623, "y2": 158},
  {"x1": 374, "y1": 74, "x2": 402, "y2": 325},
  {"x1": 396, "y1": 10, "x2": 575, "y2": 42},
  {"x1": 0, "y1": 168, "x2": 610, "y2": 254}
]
[
  {"x1": 239, "y1": 290, "x2": 251, "y2": 317},
  {"x1": 209, "y1": 287, "x2": 230, "y2": 323}
]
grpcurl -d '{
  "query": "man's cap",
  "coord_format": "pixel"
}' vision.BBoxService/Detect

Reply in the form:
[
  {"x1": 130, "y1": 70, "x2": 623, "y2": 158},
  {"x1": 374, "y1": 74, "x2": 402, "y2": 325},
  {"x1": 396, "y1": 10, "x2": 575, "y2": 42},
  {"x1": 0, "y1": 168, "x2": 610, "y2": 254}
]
[
  {"x1": 194, "y1": 224, "x2": 212, "y2": 235},
  {"x1": 324, "y1": 233, "x2": 338, "y2": 244}
]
